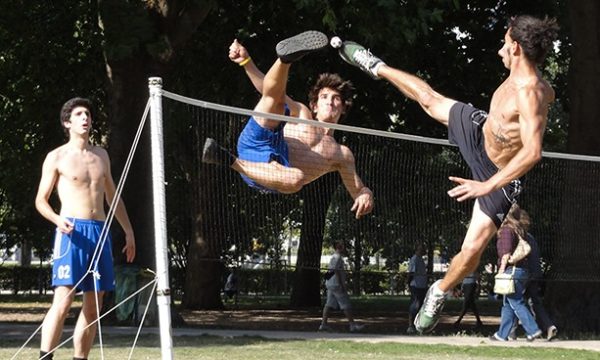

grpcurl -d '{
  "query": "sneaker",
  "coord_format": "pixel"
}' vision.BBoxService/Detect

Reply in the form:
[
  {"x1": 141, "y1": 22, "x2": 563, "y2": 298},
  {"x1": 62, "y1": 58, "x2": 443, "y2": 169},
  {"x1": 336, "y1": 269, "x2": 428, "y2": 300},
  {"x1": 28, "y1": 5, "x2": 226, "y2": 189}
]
[
  {"x1": 406, "y1": 325, "x2": 417, "y2": 335},
  {"x1": 276, "y1": 31, "x2": 328, "y2": 63},
  {"x1": 349, "y1": 323, "x2": 365, "y2": 332},
  {"x1": 414, "y1": 280, "x2": 446, "y2": 334},
  {"x1": 338, "y1": 41, "x2": 384, "y2": 79},
  {"x1": 202, "y1": 138, "x2": 235, "y2": 166},
  {"x1": 547, "y1": 325, "x2": 558, "y2": 341},
  {"x1": 318, "y1": 324, "x2": 332, "y2": 332},
  {"x1": 526, "y1": 329, "x2": 543, "y2": 342},
  {"x1": 489, "y1": 333, "x2": 507, "y2": 342}
]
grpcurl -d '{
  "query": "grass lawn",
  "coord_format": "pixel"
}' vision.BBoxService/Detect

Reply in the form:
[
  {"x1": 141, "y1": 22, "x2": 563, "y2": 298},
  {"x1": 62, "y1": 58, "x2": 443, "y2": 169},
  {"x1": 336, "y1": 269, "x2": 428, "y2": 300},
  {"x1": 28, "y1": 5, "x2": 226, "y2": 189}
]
[
  {"x1": 2, "y1": 334, "x2": 598, "y2": 360},
  {"x1": 2, "y1": 293, "x2": 597, "y2": 359}
]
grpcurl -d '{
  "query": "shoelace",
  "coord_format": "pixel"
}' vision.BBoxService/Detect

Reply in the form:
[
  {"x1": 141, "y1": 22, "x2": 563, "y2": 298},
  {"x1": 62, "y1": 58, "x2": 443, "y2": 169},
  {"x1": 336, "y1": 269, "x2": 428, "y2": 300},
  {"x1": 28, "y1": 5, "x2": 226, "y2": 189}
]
[
  {"x1": 352, "y1": 49, "x2": 378, "y2": 69},
  {"x1": 422, "y1": 292, "x2": 445, "y2": 316}
]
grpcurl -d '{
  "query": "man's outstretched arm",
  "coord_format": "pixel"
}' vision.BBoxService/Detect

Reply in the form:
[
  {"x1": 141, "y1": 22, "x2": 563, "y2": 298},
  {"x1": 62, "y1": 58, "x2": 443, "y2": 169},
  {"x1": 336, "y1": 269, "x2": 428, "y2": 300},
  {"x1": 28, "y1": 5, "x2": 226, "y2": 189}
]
[{"x1": 101, "y1": 149, "x2": 136, "y2": 263}]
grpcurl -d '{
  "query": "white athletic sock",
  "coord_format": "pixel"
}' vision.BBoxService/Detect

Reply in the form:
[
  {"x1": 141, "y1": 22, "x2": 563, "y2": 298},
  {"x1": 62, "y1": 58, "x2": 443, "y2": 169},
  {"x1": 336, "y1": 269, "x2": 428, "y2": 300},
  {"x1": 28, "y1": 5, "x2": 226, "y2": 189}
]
[{"x1": 372, "y1": 61, "x2": 385, "y2": 77}]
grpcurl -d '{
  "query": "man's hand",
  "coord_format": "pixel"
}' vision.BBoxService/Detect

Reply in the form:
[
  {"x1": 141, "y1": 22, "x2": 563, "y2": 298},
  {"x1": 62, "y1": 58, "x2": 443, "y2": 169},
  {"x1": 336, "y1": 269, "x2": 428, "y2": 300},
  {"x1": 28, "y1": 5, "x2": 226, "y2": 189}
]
[
  {"x1": 122, "y1": 232, "x2": 136, "y2": 263},
  {"x1": 55, "y1": 217, "x2": 74, "y2": 234},
  {"x1": 228, "y1": 39, "x2": 250, "y2": 64},
  {"x1": 447, "y1": 176, "x2": 493, "y2": 202},
  {"x1": 351, "y1": 187, "x2": 374, "y2": 219}
]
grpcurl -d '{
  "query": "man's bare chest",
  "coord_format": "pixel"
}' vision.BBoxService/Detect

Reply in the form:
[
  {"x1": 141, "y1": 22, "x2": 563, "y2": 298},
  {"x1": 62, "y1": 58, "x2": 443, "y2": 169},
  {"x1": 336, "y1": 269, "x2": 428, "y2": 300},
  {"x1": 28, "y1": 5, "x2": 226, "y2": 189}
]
[{"x1": 57, "y1": 154, "x2": 105, "y2": 185}]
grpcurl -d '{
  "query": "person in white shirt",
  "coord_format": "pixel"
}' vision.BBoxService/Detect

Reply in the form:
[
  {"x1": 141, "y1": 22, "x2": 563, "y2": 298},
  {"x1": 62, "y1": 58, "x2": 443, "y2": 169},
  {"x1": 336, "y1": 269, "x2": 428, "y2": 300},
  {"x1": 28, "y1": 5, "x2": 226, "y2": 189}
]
[{"x1": 319, "y1": 241, "x2": 364, "y2": 332}]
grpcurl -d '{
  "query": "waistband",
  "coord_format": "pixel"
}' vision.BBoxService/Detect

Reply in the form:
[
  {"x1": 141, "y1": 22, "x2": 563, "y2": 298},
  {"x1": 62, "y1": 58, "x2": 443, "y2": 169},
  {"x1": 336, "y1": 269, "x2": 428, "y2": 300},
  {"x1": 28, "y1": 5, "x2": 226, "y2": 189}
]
[{"x1": 64, "y1": 217, "x2": 106, "y2": 226}]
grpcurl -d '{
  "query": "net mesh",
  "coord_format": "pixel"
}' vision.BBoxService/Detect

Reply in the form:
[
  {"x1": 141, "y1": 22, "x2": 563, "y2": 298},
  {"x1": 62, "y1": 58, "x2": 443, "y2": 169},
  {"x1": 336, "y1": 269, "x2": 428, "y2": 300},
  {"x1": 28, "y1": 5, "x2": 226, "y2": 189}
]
[{"x1": 161, "y1": 92, "x2": 600, "y2": 299}]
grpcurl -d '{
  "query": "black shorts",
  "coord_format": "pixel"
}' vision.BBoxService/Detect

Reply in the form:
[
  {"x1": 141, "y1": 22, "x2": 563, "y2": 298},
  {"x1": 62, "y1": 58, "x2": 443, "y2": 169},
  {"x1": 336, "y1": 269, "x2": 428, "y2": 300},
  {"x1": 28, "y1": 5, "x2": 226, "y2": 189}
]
[{"x1": 448, "y1": 102, "x2": 521, "y2": 228}]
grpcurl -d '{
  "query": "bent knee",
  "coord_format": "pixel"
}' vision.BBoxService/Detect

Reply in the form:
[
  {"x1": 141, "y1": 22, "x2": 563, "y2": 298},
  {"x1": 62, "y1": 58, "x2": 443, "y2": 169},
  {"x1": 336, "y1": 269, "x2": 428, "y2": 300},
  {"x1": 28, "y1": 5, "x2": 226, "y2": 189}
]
[
  {"x1": 419, "y1": 91, "x2": 452, "y2": 124},
  {"x1": 419, "y1": 90, "x2": 437, "y2": 110},
  {"x1": 48, "y1": 302, "x2": 73, "y2": 321},
  {"x1": 281, "y1": 172, "x2": 304, "y2": 193},
  {"x1": 460, "y1": 242, "x2": 486, "y2": 259}
]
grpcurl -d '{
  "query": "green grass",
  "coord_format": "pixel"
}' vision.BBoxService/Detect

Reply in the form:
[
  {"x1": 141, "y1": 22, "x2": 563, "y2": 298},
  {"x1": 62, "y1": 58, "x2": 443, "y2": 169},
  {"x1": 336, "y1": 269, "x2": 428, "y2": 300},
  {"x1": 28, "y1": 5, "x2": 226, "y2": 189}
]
[{"x1": 2, "y1": 335, "x2": 597, "y2": 360}]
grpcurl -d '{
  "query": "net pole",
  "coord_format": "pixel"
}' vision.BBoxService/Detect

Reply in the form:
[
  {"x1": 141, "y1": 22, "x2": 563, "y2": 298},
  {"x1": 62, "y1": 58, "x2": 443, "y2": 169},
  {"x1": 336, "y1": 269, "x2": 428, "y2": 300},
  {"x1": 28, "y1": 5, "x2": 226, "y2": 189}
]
[{"x1": 148, "y1": 77, "x2": 174, "y2": 360}]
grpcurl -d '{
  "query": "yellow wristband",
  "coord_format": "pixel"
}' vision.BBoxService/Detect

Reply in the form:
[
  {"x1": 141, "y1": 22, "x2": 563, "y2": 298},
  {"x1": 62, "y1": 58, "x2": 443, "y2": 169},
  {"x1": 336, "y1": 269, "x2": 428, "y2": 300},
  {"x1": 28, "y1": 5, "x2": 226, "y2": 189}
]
[{"x1": 239, "y1": 57, "x2": 252, "y2": 67}]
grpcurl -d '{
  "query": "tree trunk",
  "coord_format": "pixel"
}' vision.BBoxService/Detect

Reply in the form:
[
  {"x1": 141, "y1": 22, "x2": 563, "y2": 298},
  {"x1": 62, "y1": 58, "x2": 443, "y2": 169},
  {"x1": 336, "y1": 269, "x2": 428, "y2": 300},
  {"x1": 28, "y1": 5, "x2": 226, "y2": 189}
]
[
  {"x1": 290, "y1": 173, "x2": 339, "y2": 308},
  {"x1": 19, "y1": 239, "x2": 32, "y2": 266},
  {"x1": 182, "y1": 162, "x2": 225, "y2": 309},
  {"x1": 566, "y1": 1, "x2": 600, "y2": 156},
  {"x1": 98, "y1": 0, "x2": 213, "y2": 304},
  {"x1": 105, "y1": 56, "x2": 159, "y2": 269},
  {"x1": 544, "y1": 0, "x2": 600, "y2": 336}
]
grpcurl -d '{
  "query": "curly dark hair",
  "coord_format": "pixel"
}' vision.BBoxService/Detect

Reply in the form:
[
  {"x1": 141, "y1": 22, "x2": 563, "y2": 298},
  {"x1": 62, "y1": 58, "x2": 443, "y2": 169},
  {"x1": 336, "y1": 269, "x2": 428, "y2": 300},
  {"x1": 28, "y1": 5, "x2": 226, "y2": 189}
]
[
  {"x1": 508, "y1": 15, "x2": 559, "y2": 65},
  {"x1": 307, "y1": 73, "x2": 354, "y2": 121},
  {"x1": 60, "y1": 97, "x2": 94, "y2": 136}
]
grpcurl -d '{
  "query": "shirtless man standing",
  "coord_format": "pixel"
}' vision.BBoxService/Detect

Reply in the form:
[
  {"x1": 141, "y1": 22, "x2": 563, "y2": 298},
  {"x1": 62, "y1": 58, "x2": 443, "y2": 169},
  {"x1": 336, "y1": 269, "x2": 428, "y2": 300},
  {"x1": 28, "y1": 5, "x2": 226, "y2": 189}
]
[
  {"x1": 202, "y1": 31, "x2": 373, "y2": 219},
  {"x1": 339, "y1": 15, "x2": 558, "y2": 332},
  {"x1": 35, "y1": 97, "x2": 135, "y2": 359}
]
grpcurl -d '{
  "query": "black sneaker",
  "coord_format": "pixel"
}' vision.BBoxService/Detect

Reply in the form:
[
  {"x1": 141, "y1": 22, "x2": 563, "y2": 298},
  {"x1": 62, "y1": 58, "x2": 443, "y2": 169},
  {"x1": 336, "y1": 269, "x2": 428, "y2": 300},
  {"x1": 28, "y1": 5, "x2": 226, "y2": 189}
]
[
  {"x1": 202, "y1": 138, "x2": 235, "y2": 166},
  {"x1": 276, "y1": 31, "x2": 328, "y2": 63}
]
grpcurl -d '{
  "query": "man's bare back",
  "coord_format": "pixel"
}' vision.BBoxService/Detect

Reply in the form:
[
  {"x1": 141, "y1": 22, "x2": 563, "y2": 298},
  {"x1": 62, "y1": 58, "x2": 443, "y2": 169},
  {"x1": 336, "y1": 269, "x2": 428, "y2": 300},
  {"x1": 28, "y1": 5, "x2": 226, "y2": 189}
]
[
  {"x1": 484, "y1": 76, "x2": 554, "y2": 169},
  {"x1": 51, "y1": 144, "x2": 109, "y2": 220}
]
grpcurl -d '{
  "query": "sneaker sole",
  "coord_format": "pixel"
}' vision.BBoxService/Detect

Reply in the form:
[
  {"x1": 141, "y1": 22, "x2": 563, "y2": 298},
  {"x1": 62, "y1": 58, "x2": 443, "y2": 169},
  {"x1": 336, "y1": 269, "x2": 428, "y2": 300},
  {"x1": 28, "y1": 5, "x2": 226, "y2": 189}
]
[{"x1": 276, "y1": 31, "x2": 328, "y2": 63}]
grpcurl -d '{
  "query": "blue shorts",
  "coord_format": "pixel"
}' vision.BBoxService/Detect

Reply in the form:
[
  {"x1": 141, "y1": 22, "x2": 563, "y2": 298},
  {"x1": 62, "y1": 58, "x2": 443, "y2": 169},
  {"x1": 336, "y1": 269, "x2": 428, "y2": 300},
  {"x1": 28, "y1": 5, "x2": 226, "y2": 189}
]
[
  {"x1": 237, "y1": 107, "x2": 291, "y2": 193},
  {"x1": 448, "y1": 102, "x2": 521, "y2": 228},
  {"x1": 51, "y1": 218, "x2": 115, "y2": 292}
]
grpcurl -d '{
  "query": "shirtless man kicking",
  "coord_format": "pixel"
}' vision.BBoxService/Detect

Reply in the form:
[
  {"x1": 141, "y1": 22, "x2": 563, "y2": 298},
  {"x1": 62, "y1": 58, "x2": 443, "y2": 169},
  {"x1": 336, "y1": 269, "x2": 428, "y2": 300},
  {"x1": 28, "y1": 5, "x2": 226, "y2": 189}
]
[
  {"x1": 36, "y1": 97, "x2": 135, "y2": 359},
  {"x1": 202, "y1": 31, "x2": 373, "y2": 219},
  {"x1": 339, "y1": 15, "x2": 558, "y2": 333}
]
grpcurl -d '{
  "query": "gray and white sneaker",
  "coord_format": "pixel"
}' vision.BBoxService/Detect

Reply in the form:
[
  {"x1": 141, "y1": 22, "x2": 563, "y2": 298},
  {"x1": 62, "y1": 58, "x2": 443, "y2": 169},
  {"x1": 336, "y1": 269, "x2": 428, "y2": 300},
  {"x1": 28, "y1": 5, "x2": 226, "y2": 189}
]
[
  {"x1": 338, "y1": 41, "x2": 385, "y2": 79},
  {"x1": 414, "y1": 279, "x2": 446, "y2": 334},
  {"x1": 276, "y1": 31, "x2": 328, "y2": 63}
]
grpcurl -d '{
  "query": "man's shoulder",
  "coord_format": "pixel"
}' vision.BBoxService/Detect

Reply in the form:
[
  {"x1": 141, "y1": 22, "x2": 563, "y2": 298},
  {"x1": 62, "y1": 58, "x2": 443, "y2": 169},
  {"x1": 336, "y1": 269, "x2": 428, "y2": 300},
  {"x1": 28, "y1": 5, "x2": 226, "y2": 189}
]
[
  {"x1": 91, "y1": 145, "x2": 109, "y2": 158},
  {"x1": 331, "y1": 142, "x2": 354, "y2": 164},
  {"x1": 516, "y1": 76, "x2": 554, "y2": 105},
  {"x1": 45, "y1": 144, "x2": 68, "y2": 161}
]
